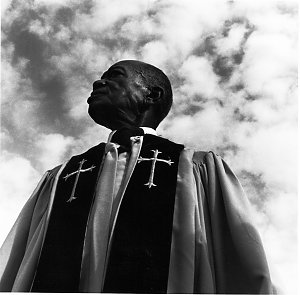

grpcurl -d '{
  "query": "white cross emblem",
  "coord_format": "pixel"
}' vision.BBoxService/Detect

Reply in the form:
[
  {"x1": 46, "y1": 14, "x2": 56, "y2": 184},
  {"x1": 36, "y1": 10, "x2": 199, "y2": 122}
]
[
  {"x1": 63, "y1": 159, "x2": 96, "y2": 203},
  {"x1": 137, "y1": 149, "x2": 174, "y2": 188}
]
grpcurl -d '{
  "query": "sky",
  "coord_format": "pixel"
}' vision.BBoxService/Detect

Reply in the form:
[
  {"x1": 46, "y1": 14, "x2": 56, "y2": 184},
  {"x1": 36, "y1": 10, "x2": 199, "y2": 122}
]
[{"x1": 0, "y1": 0, "x2": 298, "y2": 293}]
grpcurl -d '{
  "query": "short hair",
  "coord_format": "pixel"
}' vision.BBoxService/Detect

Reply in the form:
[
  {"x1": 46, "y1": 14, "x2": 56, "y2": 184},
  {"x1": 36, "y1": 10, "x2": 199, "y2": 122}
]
[{"x1": 115, "y1": 60, "x2": 173, "y2": 122}]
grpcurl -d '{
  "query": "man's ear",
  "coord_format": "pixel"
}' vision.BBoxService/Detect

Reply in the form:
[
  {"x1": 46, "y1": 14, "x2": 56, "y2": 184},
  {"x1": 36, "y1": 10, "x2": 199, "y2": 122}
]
[{"x1": 146, "y1": 86, "x2": 164, "y2": 104}]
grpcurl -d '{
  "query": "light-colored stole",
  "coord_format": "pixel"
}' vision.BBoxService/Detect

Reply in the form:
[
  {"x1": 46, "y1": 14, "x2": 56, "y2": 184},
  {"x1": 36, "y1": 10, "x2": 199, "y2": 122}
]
[{"x1": 79, "y1": 136, "x2": 143, "y2": 292}]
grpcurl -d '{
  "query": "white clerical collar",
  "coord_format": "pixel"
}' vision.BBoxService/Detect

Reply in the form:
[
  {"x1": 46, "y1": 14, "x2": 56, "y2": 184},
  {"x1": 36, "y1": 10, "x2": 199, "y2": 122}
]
[
  {"x1": 140, "y1": 127, "x2": 157, "y2": 136},
  {"x1": 107, "y1": 127, "x2": 157, "y2": 143}
]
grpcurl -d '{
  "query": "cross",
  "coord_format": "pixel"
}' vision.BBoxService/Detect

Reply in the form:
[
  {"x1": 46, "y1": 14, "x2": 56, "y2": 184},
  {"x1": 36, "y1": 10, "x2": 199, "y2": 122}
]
[
  {"x1": 137, "y1": 149, "x2": 174, "y2": 188},
  {"x1": 63, "y1": 159, "x2": 96, "y2": 203}
]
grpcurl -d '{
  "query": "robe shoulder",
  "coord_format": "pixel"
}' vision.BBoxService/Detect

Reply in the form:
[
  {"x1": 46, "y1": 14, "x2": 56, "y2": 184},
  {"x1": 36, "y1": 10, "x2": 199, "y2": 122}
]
[
  {"x1": 192, "y1": 150, "x2": 211, "y2": 164},
  {"x1": 46, "y1": 142, "x2": 106, "y2": 173},
  {"x1": 47, "y1": 164, "x2": 63, "y2": 175},
  {"x1": 186, "y1": 149, "x2": 222, "y2": 166}
]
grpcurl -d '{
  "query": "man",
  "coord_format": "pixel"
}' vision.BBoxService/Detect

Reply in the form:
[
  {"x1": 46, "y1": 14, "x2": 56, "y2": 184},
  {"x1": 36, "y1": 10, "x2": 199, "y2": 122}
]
[{"x1": 0, "y1": 60, "x2": 274, "y2": 293}]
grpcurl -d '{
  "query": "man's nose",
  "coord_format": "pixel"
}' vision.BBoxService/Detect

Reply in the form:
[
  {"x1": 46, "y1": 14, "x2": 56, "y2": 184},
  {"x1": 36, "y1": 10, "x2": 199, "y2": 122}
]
[{"x1": 93, "y1": 79, "x2": 106, "y2": 91}]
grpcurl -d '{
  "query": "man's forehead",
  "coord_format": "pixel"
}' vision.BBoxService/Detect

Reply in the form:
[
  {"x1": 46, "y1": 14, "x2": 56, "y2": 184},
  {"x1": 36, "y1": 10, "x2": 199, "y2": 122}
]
[{"x1": 109, "y1": 60, "x2": 144, "y2": 73}]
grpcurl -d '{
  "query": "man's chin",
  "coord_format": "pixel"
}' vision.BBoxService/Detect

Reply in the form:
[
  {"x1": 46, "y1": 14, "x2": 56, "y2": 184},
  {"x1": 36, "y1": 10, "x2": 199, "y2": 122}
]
[
  {"x1": 88, "y1": 105, "x2": 138, "y2": 130},
  {"x1": 88, "y1": 107, "x2": 116, "y2": 130}
]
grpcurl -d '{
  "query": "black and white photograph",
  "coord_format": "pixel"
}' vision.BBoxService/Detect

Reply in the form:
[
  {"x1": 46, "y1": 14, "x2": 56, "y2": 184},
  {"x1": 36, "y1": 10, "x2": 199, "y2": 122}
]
[{"x1": 0, "y1": 0, "x2": 297, "y2": 293}]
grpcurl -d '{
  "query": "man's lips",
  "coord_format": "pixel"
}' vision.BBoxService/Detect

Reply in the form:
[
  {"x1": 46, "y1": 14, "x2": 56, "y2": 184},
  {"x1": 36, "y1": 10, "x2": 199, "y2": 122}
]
[
  {"x1": 87, "y1": 89, "x2": 107, "y2": 103},
  {"x1": 91, "y1": 88, "x2": 108, "y2": 96}
]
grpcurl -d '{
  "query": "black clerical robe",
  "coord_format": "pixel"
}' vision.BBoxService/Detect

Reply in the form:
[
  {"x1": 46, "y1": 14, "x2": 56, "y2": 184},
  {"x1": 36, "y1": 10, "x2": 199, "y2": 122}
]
[{"x1": 0, "y1": 134, "x2": 274, "y2": 293}]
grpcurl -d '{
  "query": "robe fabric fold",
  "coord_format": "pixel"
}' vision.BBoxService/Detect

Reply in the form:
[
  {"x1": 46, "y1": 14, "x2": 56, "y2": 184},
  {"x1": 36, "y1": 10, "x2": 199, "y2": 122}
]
[{"x1": 0, "y1": 135, "x2": 274, "y2": 294}]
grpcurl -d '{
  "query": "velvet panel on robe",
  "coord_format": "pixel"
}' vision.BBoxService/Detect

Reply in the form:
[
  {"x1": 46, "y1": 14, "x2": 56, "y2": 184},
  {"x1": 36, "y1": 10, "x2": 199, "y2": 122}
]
[
  {"x1": 0, "y1": 140, "x2": 274, "y2": 293},
  {"x1": 102, "y1": 135, "x2": 184, "y2": 293}
]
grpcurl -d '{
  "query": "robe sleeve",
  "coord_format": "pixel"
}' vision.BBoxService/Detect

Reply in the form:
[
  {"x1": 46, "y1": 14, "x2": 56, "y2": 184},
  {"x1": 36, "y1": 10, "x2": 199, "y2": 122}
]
[
  {"x1": 167, "y1": 149, "x2": 274, "y2": 294},
  {"x1": 0, "y1": 165, "x2": 62, "y2": 292},
  {"x1": 193, "y1": 151, "x2": 274, "y2": 294}
]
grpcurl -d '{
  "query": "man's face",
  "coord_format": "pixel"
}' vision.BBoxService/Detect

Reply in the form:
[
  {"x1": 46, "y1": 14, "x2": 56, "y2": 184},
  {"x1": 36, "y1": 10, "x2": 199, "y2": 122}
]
[{"x1": 87, "y1": 61, "x2": 149, "y2": 130}]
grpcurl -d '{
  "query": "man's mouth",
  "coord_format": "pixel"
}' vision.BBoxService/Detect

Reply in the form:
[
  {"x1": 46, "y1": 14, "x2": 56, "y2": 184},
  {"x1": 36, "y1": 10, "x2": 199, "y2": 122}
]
[{"x1": 87, "y1": 90, "x2": 107, "y2": 103}]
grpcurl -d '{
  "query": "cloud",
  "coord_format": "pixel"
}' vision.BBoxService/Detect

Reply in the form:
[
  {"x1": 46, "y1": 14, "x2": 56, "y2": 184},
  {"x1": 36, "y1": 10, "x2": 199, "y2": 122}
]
[
  {"x1": 160, "y1": 104, "x2": 225, "y2": 150},
  {"x1": 0, "y1": 0, "x2": 297, "y2": 293},
  {"x1": 34, "y1": 133, "x2": 75, "y2": 171},
  {"x1": 1, "y1": 41, "x2": 45, "y2": 147},
  {"x1": 241, "y1": 31, "x2": 296, "y2": 99},
  {"x1": 140, "y1": 41, "x2": 170, "y2": 68},
  {"x1": 215, "y1": 23, "x2": 249, "y2": 56},
  {"x1": 261, "y1": 190, "x2": 297, "y2": 294},
  {"x1": 0, "y1": 152, "x2": 41, "y2": 244},
  {"x1": 230, "y1": 122, "x2": 297, "y2": 191},
  {"x1": 178, "y1": 55, "x2": 224, "y2": 100},
  {"x1": 1, "y1": 0, "x2": 13, "y2": 16}
]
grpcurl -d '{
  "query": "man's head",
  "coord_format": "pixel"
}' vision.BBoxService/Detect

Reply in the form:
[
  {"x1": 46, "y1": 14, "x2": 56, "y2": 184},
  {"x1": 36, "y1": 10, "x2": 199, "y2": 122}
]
[{"x1": 87, "y1": 60, "x2": 173, "y2": 130}]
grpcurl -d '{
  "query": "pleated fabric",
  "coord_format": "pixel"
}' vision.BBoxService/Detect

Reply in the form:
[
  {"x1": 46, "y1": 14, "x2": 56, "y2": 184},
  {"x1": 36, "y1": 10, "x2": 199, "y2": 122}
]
[
  {"x1": 0, "y1": 164, "x2": 66, "y2": 291},
  {"x1": 167, "y1": 149, "x2": 274, "y2": 294}
]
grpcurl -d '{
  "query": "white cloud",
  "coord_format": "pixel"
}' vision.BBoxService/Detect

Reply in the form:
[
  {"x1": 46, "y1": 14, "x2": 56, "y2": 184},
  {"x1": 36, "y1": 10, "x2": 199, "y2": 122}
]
[
  {"x1": 161, "y1": 103, "x2": 224, "y2": 149},
  {"x1": 1, "y1": 42, "x2": 44, "y2": 136},
  {"x1": 69, "y1": 125, "x2": 111, "y2": 156},
  {"x1": 0, "y1": 152, "x2": 41, "y2": 244},
  {"x1": 119, "y1": 15, "x2": 157, "y2": 41},
  {"x1": 141, "y1": 41, "x2": 170, "y2": 69},
  {"x1": 1, "y1": 0, "x2": 13, "y2": 16},
  {"x1": 75, "y1": 0, "x2": 149, "y2": 35},
  {"x1": 36, "y1": 0, "x2": 71, "y2": 6},
  {"x1": 28, "y1": 19, "x2": 52, "y2": 37},
  {"x1": 1, "y1": 44, "x2": 28, "y2": 105},
  {"x1": 241, "y1": 31, "x2": 297, "y2": 101},
  {"x1": 229, "y1": 122, "x2": 297, "y2": 192},
  {"x1": 178, "y1": 55, "x2": 224, "y2": 99},
  {"x1": 262, "y1": 191, "x2": 298, "y2": 295},
  {"x1": 244, "y1": 98, "x2": 296, "y2": 125},
  {"x1": 151, "y1": 0, "x2": 229, "y2": 63},
  {"x1": 215, "y1": 23, "x2": 248, "y2": 56},
  {"x1": 35, "y1": 133, "x2": 75, "y2": 171}
]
